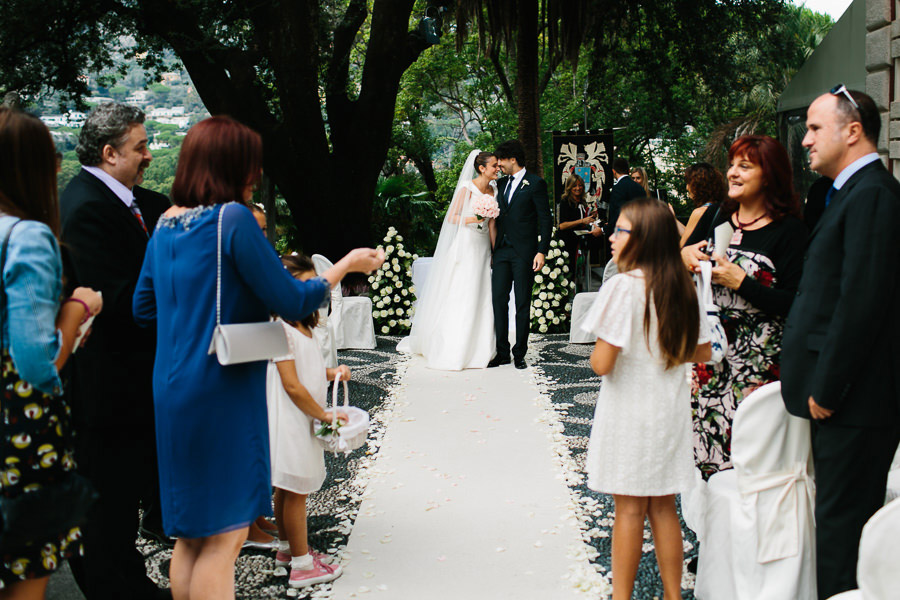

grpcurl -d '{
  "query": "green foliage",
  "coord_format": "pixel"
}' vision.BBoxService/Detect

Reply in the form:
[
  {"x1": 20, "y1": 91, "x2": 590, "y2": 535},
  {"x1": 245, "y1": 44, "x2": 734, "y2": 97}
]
[{"x1": 371, "y1": 175, "x2": 444, "y2": 257}]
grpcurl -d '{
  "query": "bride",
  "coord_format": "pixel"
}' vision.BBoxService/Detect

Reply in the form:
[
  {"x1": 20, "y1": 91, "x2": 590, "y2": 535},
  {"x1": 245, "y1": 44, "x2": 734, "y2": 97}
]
[{"x1": 398, "y1": 149, "x2": 498, "y2": 370}]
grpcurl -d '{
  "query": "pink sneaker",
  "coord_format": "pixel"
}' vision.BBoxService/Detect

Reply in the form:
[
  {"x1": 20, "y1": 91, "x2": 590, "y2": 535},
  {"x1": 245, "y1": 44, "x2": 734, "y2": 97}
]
[
  {"x1": 289, "y1": 557, "x2": 343, "y2": 588},
  {"x1": 274, "y1": 548, "x2": 333, "y2": 567}
]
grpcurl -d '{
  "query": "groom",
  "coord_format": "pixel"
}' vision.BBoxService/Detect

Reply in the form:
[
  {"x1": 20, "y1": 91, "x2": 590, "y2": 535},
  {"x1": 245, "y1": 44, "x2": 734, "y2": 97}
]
[{"x1": 488, "y1": 139, "x2": 552, "y2": 369}]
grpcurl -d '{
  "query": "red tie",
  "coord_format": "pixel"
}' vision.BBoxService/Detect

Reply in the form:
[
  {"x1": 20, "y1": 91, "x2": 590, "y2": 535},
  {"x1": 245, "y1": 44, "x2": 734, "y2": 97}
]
[{"x1": 131, "y1": 203, "x2": 148, "y2": 235}]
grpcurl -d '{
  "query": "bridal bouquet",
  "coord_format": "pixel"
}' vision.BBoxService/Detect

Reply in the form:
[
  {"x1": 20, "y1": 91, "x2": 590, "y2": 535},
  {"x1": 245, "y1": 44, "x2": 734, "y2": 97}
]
[{"x1": 471, "y1": 194, "x2": 500, "y2": 230}]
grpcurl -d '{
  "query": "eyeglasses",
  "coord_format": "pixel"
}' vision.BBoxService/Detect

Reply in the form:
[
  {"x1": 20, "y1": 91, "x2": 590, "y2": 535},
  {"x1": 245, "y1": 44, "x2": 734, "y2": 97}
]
[
  {"x1": 830, "y1": 83, "x2": 859, "y2": 110},
  {"x1": 612, "y1": 227, "x2": 631, "y2": 237}
]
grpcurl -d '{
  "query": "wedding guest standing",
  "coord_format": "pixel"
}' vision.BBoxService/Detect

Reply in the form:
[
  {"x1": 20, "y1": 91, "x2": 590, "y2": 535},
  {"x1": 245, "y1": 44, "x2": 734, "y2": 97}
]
[
  {"x1": 59, "y1": 102, "x2": 171, "y2": 599},
  {"x1": 0, "y1": 108, "x2": 104, "y2": 599},
  {"x1": 557, "y1": 175, "x2": 595, "y2": 283},
  {"x1": 584, "y1": 197, "x2": 710, "y2": 600},
  {"x1": 133, "y1": 116, "x2": 383, "y2": 599},
  {"x1": 682, "y1": 135, "x2": 807, "y2": 477},
  {"x1": 679, "y1": 162, "x2": 727, "y2": 246},
  {"x1": 781, "y1": 88, "x2": 900, "y2": 599}
]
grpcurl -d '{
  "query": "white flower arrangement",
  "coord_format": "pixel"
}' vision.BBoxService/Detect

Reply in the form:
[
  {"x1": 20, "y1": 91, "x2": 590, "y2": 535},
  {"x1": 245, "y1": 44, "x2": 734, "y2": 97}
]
[
  {"x1": 369, "y1": 228, "x2": 417, "y2": 335},
  {"x1": 530, "y1": 231, "x2": 576, "y2": 334}
]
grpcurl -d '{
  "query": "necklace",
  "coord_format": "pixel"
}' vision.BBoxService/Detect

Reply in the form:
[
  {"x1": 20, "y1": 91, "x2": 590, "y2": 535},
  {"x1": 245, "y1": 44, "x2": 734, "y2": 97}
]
[{"x1": 731, "y1": 211, "x2": 767, "y2": 245}]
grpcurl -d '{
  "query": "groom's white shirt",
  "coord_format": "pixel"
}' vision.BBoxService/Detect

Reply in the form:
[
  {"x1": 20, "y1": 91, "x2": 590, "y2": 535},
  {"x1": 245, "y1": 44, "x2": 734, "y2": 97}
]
[{"x1": 505, "y1": 168, "x2": 527, "y2": 204}]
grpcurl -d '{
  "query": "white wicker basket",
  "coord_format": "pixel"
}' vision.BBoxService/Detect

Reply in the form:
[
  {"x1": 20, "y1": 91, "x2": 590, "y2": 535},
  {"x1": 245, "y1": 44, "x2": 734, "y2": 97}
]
[{"x1": 313, "y1": 373, "x2": 369, "y2": 455}]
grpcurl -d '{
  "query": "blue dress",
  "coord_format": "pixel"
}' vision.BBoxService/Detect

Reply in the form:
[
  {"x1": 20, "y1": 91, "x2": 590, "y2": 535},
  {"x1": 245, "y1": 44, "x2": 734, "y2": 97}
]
[{"x1": 133, "y1": 203, "x2": 328, "y2": 538}]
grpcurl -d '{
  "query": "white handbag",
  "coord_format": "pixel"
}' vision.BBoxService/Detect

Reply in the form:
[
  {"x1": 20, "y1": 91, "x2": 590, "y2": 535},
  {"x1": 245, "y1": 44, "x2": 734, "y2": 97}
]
[
  {"x1": 207, "y1": 204, "x2": 289, "y2": 365},
  {"x1": 697, "y1": 260, "x2": 728, "y2": 364}
]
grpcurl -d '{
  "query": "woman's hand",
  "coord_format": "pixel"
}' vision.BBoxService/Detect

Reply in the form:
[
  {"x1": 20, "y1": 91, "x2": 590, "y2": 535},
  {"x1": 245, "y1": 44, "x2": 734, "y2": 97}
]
[
  {"x1": 335, "y1": 364, "x2": 351, "y2": 381},
  {"x1": 324, "y1": 409, "x2": 350, "y2": 424},
  {"x1": 346, "y1": 248, "x2": 385, "y2": 274},
  {"x1": 71, "y1": 287, "x2": 103, "y2": 317},
  {"x1": 711, "y1": 253, "x2": 746, "y2": 289},
  {"x1": 681, "y1": 241, "x2": 709, "y2": 273}
]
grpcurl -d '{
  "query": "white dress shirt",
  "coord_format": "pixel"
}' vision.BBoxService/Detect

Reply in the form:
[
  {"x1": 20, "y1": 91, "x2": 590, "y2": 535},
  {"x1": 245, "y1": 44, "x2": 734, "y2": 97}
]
[{"x1": 505, "y1": 168, "x2": 528, "y2": 204}]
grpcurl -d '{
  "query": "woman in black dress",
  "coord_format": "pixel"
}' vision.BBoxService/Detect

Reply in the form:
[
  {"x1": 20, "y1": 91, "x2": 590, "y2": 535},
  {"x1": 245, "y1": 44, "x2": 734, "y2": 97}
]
[{"x1": 557, "y1": 175, "x2": 595, "y2": 282}]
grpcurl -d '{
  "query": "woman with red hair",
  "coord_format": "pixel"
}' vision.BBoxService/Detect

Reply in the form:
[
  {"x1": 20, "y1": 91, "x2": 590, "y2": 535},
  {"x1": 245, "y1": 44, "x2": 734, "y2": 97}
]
[
  {"x1": 133, "y1": 116, "x2": 383, "y2": 599},
  {"x1": 681, "y1": 135, "x2": 808, "y2": 477}
]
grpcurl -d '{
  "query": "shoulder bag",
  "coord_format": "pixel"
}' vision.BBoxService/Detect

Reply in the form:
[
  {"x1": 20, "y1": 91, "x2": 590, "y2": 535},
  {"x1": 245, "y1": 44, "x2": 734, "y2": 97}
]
[{"x1": 207, "y1": 204, "x2": 290, "y2": 365}]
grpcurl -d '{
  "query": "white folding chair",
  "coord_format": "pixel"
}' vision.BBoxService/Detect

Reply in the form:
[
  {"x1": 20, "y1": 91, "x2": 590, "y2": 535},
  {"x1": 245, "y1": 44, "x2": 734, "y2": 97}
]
[
  {"x1": 569, "y1": 292, "x2": 597, "y2": 344},
  {"x1": 826, "y1": 498, "x2": 900, "y2": 600},
  {"x1": 885, "y1": 446, "x2": 900, "y2": 503},
  {"x1": 311, "y1": 254, "x2": 376, "y2": 350},
  {"x1": 692, "y1": 381, "x2": 817, "y2": 600}
]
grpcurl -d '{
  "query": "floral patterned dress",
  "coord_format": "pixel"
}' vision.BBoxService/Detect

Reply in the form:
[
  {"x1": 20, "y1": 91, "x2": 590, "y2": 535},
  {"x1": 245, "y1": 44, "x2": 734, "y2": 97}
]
[
  {"x1": 687, "y1": 211, "x2": 808, "y2": 478},
  {"x1": 0, "y1": 352, "x2": 82, "y2": 588}
]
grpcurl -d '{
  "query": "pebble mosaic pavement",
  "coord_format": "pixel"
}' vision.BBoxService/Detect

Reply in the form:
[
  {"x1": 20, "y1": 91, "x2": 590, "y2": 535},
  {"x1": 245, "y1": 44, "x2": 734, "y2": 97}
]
[{"x1": 135, "y1": 334, "x2": 699, "y2": 599}]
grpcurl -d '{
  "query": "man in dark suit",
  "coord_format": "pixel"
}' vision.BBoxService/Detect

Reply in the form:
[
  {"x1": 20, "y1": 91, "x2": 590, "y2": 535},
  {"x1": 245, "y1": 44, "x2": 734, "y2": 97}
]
[
  {"x1": 60, "y1": 103, "x2": 171, "y2": 599},
  {"x1": 488, "y1": 140, "x2": 552, "y2": 370},
  {"x1": 781, "y1": 87, "x2": 900, "y2": 599},
  {"x1": 599, "y1": 157, "x2": 646, "y2": 237}
]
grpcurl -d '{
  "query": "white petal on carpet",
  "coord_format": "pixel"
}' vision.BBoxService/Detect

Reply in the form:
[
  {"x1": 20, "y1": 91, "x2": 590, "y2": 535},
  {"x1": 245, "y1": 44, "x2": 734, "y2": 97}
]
[{"x1": 330, "y1": 356, "x2": 607, "y2": 599}]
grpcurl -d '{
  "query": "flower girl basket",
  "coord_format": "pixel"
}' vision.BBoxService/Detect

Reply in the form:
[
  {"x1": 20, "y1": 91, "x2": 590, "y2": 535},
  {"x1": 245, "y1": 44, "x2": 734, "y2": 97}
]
[{"x1": 313, "y1": 372, "x2": 369, "y2": 455}]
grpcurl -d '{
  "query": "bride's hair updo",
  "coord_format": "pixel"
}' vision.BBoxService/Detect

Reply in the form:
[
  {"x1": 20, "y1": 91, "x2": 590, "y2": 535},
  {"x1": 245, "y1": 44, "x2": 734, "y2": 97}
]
[{"x1": 474, "y1": 151, "x2": 496, "y2": 175}]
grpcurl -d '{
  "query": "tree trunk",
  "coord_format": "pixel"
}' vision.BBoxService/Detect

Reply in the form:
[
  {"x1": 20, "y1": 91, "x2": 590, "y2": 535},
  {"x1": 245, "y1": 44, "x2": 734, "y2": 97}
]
[
  {"x1": 515, "y1": 0, "x2": 543, "y2": 177},
  {"x1": 135, "y1": 0, "x2": 429, "y2": 261}
]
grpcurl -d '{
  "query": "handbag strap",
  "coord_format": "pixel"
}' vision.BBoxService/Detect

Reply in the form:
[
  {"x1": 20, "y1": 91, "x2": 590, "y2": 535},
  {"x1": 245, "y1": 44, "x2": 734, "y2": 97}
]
[
  {"x1": 215, "y1": 205, "x2": 226, "y2": 327},
  {"x1": 0, "y1": 219, "x2": 22, "y2": 364},
  {"x1": 0, "y1": 219, "x2": 22, "y2": 397},
  {"x1": 704, "y1": 205, "x2": 723, "y2": 245},
  {"x1": 330, "y1": 372, "x2": 349, "y2": 429}
]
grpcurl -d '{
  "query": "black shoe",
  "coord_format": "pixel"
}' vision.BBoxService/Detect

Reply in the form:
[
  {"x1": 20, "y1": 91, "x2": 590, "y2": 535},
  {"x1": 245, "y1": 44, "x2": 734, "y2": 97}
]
[
  {"x1": 487, "y1": 355, "x2": 510, "y2": 368},
  {"x1": 139, "y1": 525, "x2": 177, "y2": 548},
  {"x1": 514, "y1": 357, "x2": 527, "y2": 369}
]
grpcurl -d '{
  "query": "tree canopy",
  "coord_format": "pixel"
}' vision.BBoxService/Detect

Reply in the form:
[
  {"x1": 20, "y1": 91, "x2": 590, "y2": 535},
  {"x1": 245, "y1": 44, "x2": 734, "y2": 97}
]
[{"x1": 0, "y1": 0, "x2": 823, "y2": 257}]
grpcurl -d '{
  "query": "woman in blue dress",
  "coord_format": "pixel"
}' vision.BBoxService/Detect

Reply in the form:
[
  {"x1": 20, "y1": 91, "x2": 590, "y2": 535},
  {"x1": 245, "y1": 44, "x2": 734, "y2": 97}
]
[{"x1": 133, "y1": 116, "x2": 383, "y2": 600}]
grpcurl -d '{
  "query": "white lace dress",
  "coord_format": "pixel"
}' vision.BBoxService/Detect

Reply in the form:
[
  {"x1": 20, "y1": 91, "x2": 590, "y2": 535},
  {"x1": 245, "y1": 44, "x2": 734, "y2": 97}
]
[
  {"x1": 266, "y1": 319, "x2": 327, "y2": 495},
  {"x1": 398, "y1": 181, "x2": 495, "y2": 370},
  {"x1": 582, "y1": 270, "x2": 708, "y2": 496}
]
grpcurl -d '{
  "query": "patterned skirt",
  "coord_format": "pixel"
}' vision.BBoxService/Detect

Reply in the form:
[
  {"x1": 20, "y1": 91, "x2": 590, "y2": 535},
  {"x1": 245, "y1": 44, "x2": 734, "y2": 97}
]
[{"x1": 0, "y1": 350, "x2": 82, "y2": 588}]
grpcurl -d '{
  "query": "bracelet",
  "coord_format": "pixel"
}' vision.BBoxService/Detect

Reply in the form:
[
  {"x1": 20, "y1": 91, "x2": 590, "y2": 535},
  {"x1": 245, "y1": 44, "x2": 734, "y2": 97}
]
[{"x1": 64, "y1": 297, "x2": 92, "y2": 324}]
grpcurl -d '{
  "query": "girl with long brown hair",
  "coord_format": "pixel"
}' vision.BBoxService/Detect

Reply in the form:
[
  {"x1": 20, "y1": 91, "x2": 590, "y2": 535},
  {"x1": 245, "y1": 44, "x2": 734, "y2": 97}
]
[
  {"x1": 0, "y1": 108, "x2": 103, "y2": 598},
  {"x1": 582, "y1": 197, "x2": 710, "y2": 600}
]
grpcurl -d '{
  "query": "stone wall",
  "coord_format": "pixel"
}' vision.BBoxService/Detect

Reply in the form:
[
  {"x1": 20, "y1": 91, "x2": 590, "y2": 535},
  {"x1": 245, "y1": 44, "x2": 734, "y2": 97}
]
[{"x1": 868, "y1": 0, "x2": 897, "y2": 172}]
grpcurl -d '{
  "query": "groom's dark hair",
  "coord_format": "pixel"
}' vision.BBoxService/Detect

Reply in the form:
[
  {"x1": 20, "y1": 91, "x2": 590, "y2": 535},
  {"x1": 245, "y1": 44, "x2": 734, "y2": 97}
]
[{"x1": 495, "y1": 140, "x2": 527, "y2": 168}]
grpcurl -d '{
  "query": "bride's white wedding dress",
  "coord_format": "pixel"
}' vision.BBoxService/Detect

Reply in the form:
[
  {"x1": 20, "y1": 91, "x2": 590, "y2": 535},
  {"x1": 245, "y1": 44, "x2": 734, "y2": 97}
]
[{"x1": 398, "y1": 163, "x2": 496, "y2": 370}]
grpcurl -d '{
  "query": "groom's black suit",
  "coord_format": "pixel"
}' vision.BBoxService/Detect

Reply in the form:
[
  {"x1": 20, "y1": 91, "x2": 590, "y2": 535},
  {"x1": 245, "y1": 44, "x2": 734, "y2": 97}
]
[{"x1": 492, "y1": 170, "x2": 552, "y2": 361}]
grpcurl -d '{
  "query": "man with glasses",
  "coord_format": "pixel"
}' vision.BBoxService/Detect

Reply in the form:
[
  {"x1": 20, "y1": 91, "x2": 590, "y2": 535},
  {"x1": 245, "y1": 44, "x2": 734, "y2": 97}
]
[{"x1": 781, "y1": 86, "x2": 900, "y2": 598}]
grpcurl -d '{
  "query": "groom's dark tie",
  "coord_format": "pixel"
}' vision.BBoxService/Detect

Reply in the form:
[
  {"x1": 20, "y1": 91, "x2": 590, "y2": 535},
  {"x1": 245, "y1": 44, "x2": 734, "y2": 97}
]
[{"x1": 505, "y1": 177, "x2": 514, "y2": 205}]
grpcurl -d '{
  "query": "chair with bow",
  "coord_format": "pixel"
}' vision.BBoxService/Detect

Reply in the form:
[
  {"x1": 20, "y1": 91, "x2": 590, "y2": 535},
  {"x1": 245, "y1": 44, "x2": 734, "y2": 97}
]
[
  {"x1": 311, "y1": 254, "x2": 376, "y2": 350},
  {"x1": 826, "y1": 497, "x2": 900, "y2": 599},
  {"x1": 691, "y1": 381, "x2": 817, "y2": 600}
]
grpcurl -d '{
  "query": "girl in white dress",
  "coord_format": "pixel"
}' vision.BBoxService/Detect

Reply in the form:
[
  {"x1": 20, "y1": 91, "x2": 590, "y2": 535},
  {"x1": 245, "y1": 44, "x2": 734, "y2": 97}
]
[
  {"x1": 582, "y1": 197, "x2": 711, "y2": 600},
  {"x1": 267, "y1": 253, "x2": 349, "y2": 588},
  {"x1": 397, "y1": 149, "x2": 498, "y2": 370}
]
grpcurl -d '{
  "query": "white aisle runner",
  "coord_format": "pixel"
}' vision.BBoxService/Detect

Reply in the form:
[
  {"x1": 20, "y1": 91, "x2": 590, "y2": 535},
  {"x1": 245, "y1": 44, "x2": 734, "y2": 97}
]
[{"x1": 330, "y1": 356, "x2": 599, "y2": 599}]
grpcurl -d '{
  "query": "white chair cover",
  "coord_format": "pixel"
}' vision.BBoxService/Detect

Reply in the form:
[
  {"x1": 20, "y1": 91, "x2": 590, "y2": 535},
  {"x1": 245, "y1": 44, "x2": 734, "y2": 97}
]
[
  {"x1": 693, "y1": 381, "x2": 817, "y2": 600},
  {"x1": 312, "y1": 305, "x2": 338, "y2": 369},
  {"x1": 411, "y1": 257, "x2": 433, "y2": 308},
  {"x1": 826, "y1": 497, "x2": 900, "y2": 599},
  {"x1": 856, "y1": 497, "x2": 900, "y2": 599},
  {"x1": 568, "y1": 292, "x2": 598, "y2": 344},
  {"x1": 885, "y1": 445, "x2": 900, "y2": 503},
  {"x1": 311, "y1": 254, "x2": 376, "y2": 350}
]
